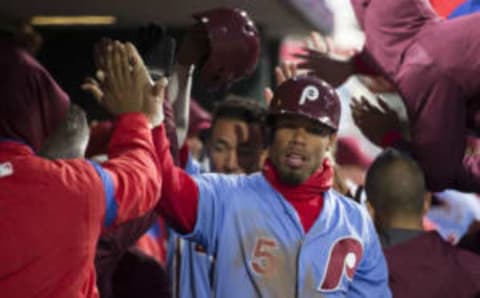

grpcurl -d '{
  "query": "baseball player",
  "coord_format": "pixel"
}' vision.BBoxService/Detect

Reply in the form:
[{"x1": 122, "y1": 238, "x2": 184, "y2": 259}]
[
  {"x1": 155, "y1": 75, "x2": 390, "y2": 297},
  {"x1": 298, "y1": 0, "x2": 480, "y2": 192},
  {"x1": 0, "y1": 39, "x2": 164, "y2": 297},
  {"x1": 168, "y1": 96, "x2": 269, "y2": 298}
]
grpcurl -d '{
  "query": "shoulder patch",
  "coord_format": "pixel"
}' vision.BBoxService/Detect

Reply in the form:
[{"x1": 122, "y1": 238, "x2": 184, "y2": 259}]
[{"x1": 0, "y1": 162, "x2": 13, "y2": 178}]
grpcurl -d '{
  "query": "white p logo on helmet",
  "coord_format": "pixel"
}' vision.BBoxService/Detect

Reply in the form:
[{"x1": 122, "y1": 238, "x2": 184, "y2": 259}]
[{"x1": 299, "y1": 85, "x2": 319, "y2": 105}]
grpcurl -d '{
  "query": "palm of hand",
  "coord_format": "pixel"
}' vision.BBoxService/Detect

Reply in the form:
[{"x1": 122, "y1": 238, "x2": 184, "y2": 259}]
[{"x1": 350, "y1": 96, "x2": 405, "y2": 147}]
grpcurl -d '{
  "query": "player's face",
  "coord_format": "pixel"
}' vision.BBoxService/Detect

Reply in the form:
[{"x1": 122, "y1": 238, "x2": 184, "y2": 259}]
[
  {"x1": 269, "y1": 115, "x2": 335, "y2": 186},
  {"x1": 209, "y1": 118, "x2": 266, "y2": 174}
]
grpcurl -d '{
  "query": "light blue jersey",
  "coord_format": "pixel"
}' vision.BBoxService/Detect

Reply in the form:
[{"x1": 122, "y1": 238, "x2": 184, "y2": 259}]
[
  {"x1": 167, "y1": 231, "x2": 214, "y2": 298},
  {"x1": 168, "y1": 155, "x2": 214, "y2": 298},
  {"x1": 180, "y1": 172, "x2": 391, "y2": 298}
]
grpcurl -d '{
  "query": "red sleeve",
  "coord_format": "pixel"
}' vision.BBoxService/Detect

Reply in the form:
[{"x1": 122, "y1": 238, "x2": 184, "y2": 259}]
[
  {"x1": 100, "y1": 113, "x2": 161, "y2": 225},
  {"x1": 152, "y1": 125, "x2": 199, "y2": 234},
  {"x1": 86, "y1": 121, "x2": 113, "y2": 157},
  {"x1": 179, "y1": 143, "x2": 190, "y2": 169}
]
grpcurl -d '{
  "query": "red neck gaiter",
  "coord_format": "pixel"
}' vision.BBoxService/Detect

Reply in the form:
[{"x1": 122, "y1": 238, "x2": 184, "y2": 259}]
[{"x1": 262, "y1": 158, "x2": 333, "y2": 233}]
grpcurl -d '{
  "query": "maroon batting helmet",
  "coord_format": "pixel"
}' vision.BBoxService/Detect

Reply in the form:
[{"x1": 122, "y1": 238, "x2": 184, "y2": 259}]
[
  {"x1": 269, "y1": 76, "x2": 341, "y2": 131},
  {"x1": 193, "y1": 7, "x2": 261, "y2": 90}
]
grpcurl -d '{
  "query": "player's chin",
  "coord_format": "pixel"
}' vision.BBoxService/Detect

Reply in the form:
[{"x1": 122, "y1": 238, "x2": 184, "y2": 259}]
[{"x1": 277, "y1": 167, "x2": 309, "y2": 186}]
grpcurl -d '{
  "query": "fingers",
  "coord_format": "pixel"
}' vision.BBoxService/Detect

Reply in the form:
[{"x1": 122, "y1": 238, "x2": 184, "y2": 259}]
[
  {"x1": 112, "y1": 42, "x2": 127, "y2": 88},
  {"x1": 275, "y1": 66, "x2": 286, "y2": 86},
  {"x1": 361, "y1": 96, "x2": 378, "y2": 111},
  {"x1": 95, "y1": 69, "x2": 106, "y2": 83},
  {"x1": 325, "y1": 37, "x2": 335, "y2": 55},
  {"x1": 289, "y1": 62, "x2": 297, "y2": 78},
  {"x1": 81, "y1": 77, "x2": 104, "y2": 103},
  {"x1": 376, "y1": 96, "x2": 394, "y2": 113},
  {"x1": 350, "y1": 97, "x2": 363, "y2": 120},
  {"x1": 296, "y1": 62, "x2": 312, "y2": 70},
  {"x1": 94, "y1": 38, "x2": 111, "y2": 71},
  {"x1": 350, "y1": 96, "x2": 362, "y2": 109},
  {"x1": 302, "y1": 31, "x2": 327, "y2": 53},
  {"x1": 125, "y1": 42, "x2": 151, "y2": 85},
  {"x1": 104, "y1": 42, "x2": 115, "y2": 91},
  {"x1": 263, "y1": 87, "x2": 274, "y2": 106},
  {"x1": 152, "y1": 77, "x2": 168, "y2": 98},
  {"x1": 281, "y1": 62, "x2": 291, "y2": 79},
  {"x1": 118, "y1": 42, "x2": 131, "y2": 85},
  {"x1": 350, "y1": 96, "x2": 379, "y2": 122},
  {"x1": 125, "y1": 42, "x2": 143, "y2": 71},
  {"x1": 312, "y1": 32, "x2": 328, "y2": 53},
  {"x1": 275, "y1": 61, "x2": 298, "y2": 86},
  {"x1": 295, "y1": 48, "x2": 326, "y2": 59}
]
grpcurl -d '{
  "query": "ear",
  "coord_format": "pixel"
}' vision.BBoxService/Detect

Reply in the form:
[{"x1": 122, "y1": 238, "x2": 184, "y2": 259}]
[{"x1": 423, "y1": 192, "x2": 432, "y2": 215}]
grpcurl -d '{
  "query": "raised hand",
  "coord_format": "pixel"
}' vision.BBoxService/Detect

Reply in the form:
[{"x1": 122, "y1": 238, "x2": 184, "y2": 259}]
[
  {"x1": 98, "y1": 41, "x2": 146, "y2": 115},
  {"x1": 88, "y1": 39, "x2": 168, "y2": 127},
  {"x1": 264, "y1": 61, "x2": 299, "y2": 105},
  {"x1": 295, "y1": 32, "x2": 358, "y2": 87},
  {"x1": 350, "y1": 96, "x2": 408, "y2": 147},
  {"x1": 81, "y1": 77, "x2": 104, "y2": 102}
]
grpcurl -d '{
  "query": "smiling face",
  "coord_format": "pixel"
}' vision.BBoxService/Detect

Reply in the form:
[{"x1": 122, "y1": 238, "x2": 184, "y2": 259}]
[{"x1": 268, "y1": 114, "x2": 336, "y2": 186}]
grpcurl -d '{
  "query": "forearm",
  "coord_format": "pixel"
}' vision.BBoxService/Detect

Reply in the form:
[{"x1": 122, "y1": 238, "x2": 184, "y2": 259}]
[
  {"x1": 152, "y1": 124, "x2": 199, "y2": 234},
  {"x1": 100, "y1": 113, "x2": 161, "y2": 225}
]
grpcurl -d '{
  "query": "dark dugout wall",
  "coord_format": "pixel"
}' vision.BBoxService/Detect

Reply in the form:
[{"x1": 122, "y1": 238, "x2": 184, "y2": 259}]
[{"x1": 36, "y1": 25, "x2": 275, "y2": 121}]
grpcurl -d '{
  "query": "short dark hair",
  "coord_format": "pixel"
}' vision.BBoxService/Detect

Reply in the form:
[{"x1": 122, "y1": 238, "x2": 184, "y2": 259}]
[
  {"x1": 210, "y1": 95, "x2": 268, "y2": 148},
  {"x1": 39, "y1": 104, "x2": 89, "y2": 159},
  {"x1": 212, "y1": 95, "x2": 267, "y2": 126},
  {"x1": 365, "y1": 149, "x2": 426, "y2": 217}
]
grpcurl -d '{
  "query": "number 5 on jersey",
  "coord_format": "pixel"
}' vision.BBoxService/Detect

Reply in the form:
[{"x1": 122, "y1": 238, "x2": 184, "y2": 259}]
[{"x1": 250, "y1": 237, "x2": 279, "y2": 276}]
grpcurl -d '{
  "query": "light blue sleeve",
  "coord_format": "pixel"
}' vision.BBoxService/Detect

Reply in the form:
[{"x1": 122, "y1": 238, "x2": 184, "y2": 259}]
[
  {"x1": 182, "y1": 173, "x2": 240, "y2": 255},
  {"x1": 348, "y1": 216, "x2": 392, "y2": 298},
  {"x1": 184, "y1": 154, "x2": 203, "y2": 175}
]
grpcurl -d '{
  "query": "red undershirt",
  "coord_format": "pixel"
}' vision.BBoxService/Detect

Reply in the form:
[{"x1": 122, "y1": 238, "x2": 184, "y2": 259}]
[{"x1": 156, "y1": 126, "x2": 334, "y2": 234}]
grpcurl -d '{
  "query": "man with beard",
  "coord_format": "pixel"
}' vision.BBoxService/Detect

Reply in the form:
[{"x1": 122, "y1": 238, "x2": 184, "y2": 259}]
[{"x1": 155, "y1": 75, "x2": 390, "y2": 297}]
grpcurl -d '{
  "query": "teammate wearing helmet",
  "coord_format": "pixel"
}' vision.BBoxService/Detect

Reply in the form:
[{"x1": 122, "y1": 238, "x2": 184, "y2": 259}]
[{"x1": 157, "y1": 76, "x2": 390, "y2": 297}]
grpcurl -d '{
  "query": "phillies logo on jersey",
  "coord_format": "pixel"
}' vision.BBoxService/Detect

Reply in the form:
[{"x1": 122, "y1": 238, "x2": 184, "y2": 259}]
[{"x1": 318, "y1": 237, "x2": 363, "y2": 292}]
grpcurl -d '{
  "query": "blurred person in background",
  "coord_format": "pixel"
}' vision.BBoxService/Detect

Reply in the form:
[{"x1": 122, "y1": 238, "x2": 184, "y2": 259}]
[{"x1": 366, "y1": 149, "x2": 480, "y2": 297}]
